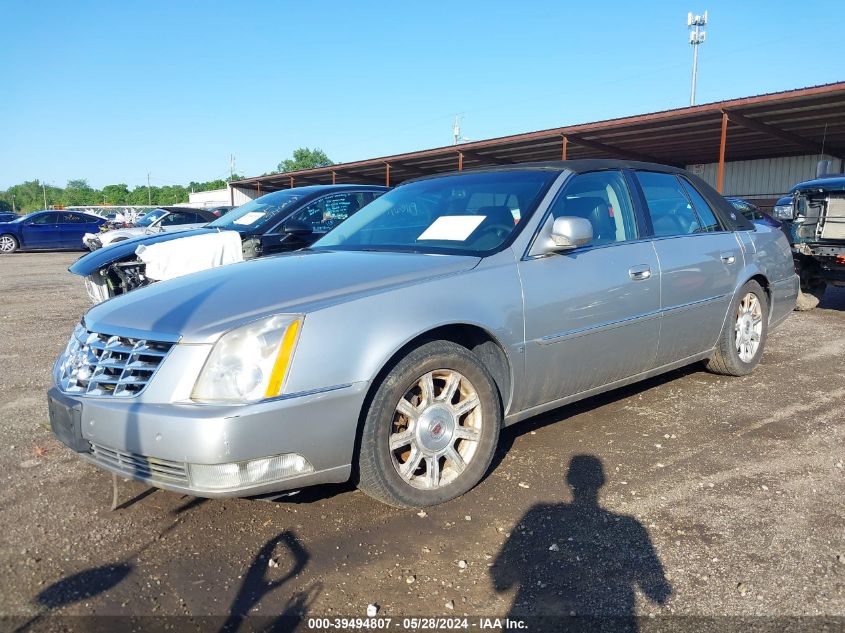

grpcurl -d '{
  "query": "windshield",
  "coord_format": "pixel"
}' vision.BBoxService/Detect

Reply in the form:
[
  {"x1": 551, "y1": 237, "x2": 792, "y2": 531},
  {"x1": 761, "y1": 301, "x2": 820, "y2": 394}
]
[
  {"x1": 312, "y1": 171, "x2": 555, "y2": 255},
  {"x1": 207, "y1": 191, "x2": 304, "y2": 233},
  {"x1": 137, "y1": 209, "x2": 167, "y2": 227}
]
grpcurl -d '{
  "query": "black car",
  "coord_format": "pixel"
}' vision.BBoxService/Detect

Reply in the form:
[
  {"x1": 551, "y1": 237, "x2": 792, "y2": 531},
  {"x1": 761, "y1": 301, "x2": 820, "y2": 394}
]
[
  {"x1": 772, "y1": 174, "x2": 845, "y2": 310},
  {"x1": 71, "y1": 184, "x2": 387, "y2": 302},
  {"x1": 725, "y1": 197, "x2": 781, "y2": 228}
]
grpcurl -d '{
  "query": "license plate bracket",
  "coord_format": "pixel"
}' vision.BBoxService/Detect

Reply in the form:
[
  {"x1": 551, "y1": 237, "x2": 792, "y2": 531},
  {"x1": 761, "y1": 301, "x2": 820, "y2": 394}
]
[{"x1": 48, "y1": 389, "x2": 89, "y2": 453}]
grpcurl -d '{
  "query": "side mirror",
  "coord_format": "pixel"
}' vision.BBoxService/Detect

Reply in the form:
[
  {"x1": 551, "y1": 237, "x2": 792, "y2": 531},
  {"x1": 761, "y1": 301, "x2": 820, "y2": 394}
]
[
  {"x1": 283, "y1": 219, "x2": 313, "y2": 237},
  {"x1": 549, "y1": 216, "x2": 593, "y2": 250}
]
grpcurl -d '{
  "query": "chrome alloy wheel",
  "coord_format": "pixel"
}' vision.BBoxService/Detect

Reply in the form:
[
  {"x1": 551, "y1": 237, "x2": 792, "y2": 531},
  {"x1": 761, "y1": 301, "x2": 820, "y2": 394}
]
[
  {"x1": 0, "y1": 235, "x2": 16, "y2": 253},
  {"x1": 735, "y1": 292, "x2": 763, "y2": 362},
  {"x1": 389, "y1": 369, "x2": 482, "y2": 490}
]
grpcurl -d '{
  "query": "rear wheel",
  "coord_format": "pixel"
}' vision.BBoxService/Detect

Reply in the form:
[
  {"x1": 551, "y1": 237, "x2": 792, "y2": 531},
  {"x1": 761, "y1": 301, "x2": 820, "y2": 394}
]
[
  {"x1": 705, "y1": 280, "x2": 768, "y2": 376},
  {"x1": 357, "y1": 340, "x2": 501, "y2": 508},
  {"x1": 0, "y1": 234, "x2": 18, "y2": 253}
]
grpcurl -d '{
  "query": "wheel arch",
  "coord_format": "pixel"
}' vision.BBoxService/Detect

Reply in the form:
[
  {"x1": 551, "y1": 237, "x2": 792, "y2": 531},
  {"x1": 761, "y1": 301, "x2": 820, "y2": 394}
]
[{"x1": 349, "y1": 322, "x2": 513, "y2": 482}]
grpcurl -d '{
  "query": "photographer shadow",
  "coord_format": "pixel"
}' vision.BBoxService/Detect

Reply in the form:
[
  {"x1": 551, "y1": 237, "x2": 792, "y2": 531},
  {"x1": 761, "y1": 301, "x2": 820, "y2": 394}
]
[{"x1": 491, "y1": 455, "x2": 671, "y2": 632}]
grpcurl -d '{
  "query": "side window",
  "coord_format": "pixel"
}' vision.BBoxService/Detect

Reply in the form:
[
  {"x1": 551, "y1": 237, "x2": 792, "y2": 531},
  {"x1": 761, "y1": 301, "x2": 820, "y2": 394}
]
[
  {"x1": 636, "y1": 171, "x2": 701, "y2": 237},
  {"x1": 680, "y1": 179, "x2": 721, "y2": 231},
  {"x1": 290, "y1": 193, "x2": 365, "y2": 234},
  {"x1": 29, "y1": 213, "x2": 59, "y2": 225},
  {"x1": 160, "y1": 212, "x2": 191, "y2": 226},
  {"x1": 547, "y1": 170, "x2": 638, "y2": 245},
  {"x1": 60, "y1": 213, "x2": 85, "y2": 223}
]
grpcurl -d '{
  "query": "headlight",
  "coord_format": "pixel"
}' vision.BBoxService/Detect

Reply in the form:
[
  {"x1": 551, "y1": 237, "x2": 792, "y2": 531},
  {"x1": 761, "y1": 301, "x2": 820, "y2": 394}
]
[
  {"x1": 772, "y1": 204, "x2": 794, "y2": 220},
  {"x1": 192, "y1": 314, "x2": 302, "y2": 403}
]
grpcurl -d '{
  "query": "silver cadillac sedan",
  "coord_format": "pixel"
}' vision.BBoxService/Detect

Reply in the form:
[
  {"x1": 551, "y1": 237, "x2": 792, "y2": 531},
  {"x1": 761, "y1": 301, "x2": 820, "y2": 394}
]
[{"x1": 48, "y1": 160, "x2": 799, "y2": 508}]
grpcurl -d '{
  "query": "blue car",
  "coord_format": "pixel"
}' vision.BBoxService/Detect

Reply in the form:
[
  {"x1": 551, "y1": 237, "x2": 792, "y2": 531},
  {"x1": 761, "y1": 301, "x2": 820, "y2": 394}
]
[
  {"x1": 0, "y1": 212, "x2": 18, "y2": 223},
  {"x1": 0, "y1": 210, "x2": 107, "y2": 254}
]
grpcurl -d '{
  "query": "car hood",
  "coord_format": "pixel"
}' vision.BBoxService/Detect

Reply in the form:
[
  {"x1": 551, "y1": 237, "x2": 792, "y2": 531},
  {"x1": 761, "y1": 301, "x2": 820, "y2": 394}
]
[
  {"x1": 70, "y1": 228, "x2": 214, "y2": 274},
  {"x1": 83, "y1": 249, "x2": 481, "y2": 343}
]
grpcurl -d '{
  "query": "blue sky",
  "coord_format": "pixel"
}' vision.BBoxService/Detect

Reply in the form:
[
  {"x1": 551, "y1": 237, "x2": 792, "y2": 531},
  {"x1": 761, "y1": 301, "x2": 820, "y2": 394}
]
[{"x1": 1, "y1": 0, "x2": 842, "y2": 189}]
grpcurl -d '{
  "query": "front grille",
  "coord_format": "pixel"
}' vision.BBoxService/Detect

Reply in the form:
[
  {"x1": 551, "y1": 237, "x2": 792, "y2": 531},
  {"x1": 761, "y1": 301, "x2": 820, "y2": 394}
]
[
  {"x1": 89, "y1": 442, "x2": 189, "y2": 484},
  {"x1": 56, "y1": 325, "x2": 173, "y2": 398}
]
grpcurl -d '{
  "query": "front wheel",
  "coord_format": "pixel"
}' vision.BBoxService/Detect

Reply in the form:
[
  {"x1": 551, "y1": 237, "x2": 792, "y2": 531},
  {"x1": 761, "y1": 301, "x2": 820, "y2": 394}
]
[
  {"x1": 705, "y1": 280, "x2": 768, "y2": 376},
  {"x1": 357, "y1": 340, "x2": 501, "y2": 508},
  {"x1": 0, "y1": 234, "x2": 19, "y2": 253}
]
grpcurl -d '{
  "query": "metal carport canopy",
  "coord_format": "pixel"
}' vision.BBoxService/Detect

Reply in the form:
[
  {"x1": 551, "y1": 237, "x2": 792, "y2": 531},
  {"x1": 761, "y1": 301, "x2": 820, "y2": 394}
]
[{"x1": 236, "y1": 81, "x2": 845, "y2": 195}]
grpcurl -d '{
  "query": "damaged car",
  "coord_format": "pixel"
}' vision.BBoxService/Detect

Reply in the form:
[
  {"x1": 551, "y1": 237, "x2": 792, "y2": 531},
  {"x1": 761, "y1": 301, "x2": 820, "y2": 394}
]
[
  {"x1": 772, "y1": 173, "x2": 845, "y2": 310},
  {"x1": 48, "y1": 160, "x2": 798, "y2": 508},
  {"x1": 83, "y1": 207, "x2": 218, "y2": 250},
  {"x1": 70, "y1": 185, "x2": 387, "y2": 303}
]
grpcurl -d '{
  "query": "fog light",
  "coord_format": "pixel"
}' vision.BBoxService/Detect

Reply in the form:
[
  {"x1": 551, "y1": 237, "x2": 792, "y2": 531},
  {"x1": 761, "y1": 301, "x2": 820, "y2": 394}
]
[{"x1": 188, "y1": 454, "x2": 313, "y2": 490}]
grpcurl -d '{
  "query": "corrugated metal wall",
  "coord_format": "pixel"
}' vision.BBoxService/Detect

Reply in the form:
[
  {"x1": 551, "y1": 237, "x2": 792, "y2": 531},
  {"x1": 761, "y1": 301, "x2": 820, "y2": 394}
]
[
  {"x1": 230, "y1": 186, "x2": 263, "y2": 206},
  {"x1": 687, "y1": 154, "x2": 843, "y2": 198}
]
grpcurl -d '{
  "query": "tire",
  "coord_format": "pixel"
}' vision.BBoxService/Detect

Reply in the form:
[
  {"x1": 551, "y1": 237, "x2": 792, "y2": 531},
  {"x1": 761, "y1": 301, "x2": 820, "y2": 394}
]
[
  {"x1": 705, "y1": 280, "x2": 768, "y2": 376},
  {"x1": 0, "y1": 234, "x2": 18, "y2": 254},
  {"x1": 794, "y1": 281, "x2": 825, "y2": 311},
  {"x1": 357, "y1": 340, "x2": 502, "y2": 508}
]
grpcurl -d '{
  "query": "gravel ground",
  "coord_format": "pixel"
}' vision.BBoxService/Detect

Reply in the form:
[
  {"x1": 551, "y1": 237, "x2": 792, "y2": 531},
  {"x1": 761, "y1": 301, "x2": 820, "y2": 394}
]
[{"x1": 0, "y1": 252, "x2": 843, "y2": 630}]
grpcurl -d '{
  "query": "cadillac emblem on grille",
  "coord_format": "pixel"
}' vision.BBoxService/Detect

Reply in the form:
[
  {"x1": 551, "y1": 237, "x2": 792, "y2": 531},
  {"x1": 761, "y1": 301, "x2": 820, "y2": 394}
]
[{"x1": 56, "y1": 324, "x2": 173, "y2": 398}]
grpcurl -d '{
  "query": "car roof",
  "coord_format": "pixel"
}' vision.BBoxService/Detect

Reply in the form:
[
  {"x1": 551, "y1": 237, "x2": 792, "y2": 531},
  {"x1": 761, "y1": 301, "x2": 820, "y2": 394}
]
[
  {"x1": 790, "y1": 174, "x2": 845, "y2": 193},
  {"x1": 273, "y1": 184, "x2": 390, "y2": 194},
  {"x1": 402, "y1": 159, "x2": 689, "y2": 184}
]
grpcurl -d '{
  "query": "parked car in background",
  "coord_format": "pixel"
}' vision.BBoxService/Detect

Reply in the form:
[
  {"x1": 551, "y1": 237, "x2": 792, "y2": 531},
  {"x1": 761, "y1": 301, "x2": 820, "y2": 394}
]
[
  {"x1": 84, "y1": 207, "x2": 217, "y2": 250},
  {"x1": 49, "y1": 160, "x2": 798, "y2": 508},
  {"x1": 771, "y1": 174, "x2": 845, "y2": 310},
  {"x1": 0, "y1": 210, "x2": 106, "y2": 253},
  {"x1": 207, "y1": 205, "x2": 235, "y2": 217},
  {"x1": 0, "y1": 212, "x2": 18, "y2": 223},
  {"x1": 71, "y1": 185, "x2": 388, "y2": 302},
  {"x1": 725, "y1": 197, "x2": 781, "y2": 228}
]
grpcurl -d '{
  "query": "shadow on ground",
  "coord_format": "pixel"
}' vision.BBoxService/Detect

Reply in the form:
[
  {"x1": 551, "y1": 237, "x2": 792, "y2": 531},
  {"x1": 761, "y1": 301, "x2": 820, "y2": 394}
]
[{"x1": 492, "y1": 455, "x2": 671, "y2": 632}]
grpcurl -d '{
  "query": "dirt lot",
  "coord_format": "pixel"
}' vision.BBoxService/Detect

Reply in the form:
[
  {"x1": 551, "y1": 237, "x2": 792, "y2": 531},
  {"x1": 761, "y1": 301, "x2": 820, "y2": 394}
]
[{"x1": 0, "y1": 252, "x2": 843, "y2": 630}]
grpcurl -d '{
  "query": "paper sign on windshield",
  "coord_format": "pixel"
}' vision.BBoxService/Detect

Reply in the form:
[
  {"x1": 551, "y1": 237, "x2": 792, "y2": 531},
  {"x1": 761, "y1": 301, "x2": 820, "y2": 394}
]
[
  {"x1": 233, "y1": 212, "x2": 265, "y2": 226},
  {"x1": 418, "y1": 215, "x2": 485, "y2": 241}
]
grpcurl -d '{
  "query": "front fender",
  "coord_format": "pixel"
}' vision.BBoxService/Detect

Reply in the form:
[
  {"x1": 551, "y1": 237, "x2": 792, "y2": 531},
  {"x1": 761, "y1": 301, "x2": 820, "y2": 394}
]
[{"x1": 284, "y1": 251, "x2": 525, "y2": 410}]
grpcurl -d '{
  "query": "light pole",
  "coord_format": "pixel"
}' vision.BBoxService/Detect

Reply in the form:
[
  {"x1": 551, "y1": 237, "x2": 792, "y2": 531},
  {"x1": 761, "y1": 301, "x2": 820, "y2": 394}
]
[
  {"x1": 42, "y1": 182, "x2": 48, "y2": 209},
  {"x1": 687, "y1": 10, "x2": 708, "y2": 106}
]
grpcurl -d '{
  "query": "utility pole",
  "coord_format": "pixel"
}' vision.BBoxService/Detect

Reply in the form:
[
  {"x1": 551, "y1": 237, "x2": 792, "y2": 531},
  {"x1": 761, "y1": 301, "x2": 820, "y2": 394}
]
[
  {"x1": 42, "y1": 182, "x2": 48, "y2": 209},
  {"x1": 230, "y1": 154, "x2": 236, "y2": 180},
  {"x1": 147, "y1": 172, "x2": 152, "y2": 205},
  {"x1": 453, "y1": 115, "x2": 461, "y2": 146},
  {"x1": 687, "y1": 10, "x2": 708, "y2": 106},
  {"x1": 11, "y1": 194, "x2": 16, "y2": 214}
]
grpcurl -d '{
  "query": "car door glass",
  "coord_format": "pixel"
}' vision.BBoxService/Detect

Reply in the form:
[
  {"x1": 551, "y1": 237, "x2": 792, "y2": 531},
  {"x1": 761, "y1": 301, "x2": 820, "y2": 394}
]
[
  {"x1": 289, "y1": 193, "x2": 365, "y2": 234},
  {"x1": 29, "y1": 213, "x2": 59, "y2": 225},
  {"x1": 60, "y1": 213, "x2": 85, "y2": 223},
  {"x1": 680, "y1": 180, "x2": 721, "y2": 231},
  {"x1": 546, "y1": 170, "x2": 638, "y2": 245},
  {"x1": 636, "y1": 172, "x2": 702, "y2": 237}
]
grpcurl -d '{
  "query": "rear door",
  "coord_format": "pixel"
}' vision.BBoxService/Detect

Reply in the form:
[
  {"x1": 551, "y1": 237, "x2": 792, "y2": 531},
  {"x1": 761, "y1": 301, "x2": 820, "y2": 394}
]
[
  {"x1": 633, "y1": 171, "x2": 743, "y2": 365},
  {"x1": 56, "y1": 212, "x2": 90, "y2": 248},
  {"x1": 20, "y1": 212, "x2": 60, "y2": 247},
  {"x1": 517, "y1": 170, "x2": 661, "y2": 409}
]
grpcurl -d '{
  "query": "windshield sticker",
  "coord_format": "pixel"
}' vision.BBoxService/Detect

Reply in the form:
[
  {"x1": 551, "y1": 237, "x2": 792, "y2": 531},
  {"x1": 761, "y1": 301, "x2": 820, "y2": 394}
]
[
  {"x1": 418, "y1": 215, "x2": 485, "y2": 241},
  {"x1": 233, "y1": 211, "x2": 266, "y2": 226}
]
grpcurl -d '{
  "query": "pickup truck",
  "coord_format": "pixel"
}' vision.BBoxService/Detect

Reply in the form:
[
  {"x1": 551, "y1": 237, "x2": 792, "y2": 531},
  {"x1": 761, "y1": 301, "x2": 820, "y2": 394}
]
[{"x1": 772, "y1": 174, "x2": 845, "y2": 310}]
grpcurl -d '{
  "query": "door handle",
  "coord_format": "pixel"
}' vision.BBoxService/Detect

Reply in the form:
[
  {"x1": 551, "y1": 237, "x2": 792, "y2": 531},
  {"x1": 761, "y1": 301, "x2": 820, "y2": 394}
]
[
  {"x1": 720, "y1": 252, "x2": 736, "y2": 264},
  {"x1": 628, "y1": 264, "x2": 652, "y2": 281}
]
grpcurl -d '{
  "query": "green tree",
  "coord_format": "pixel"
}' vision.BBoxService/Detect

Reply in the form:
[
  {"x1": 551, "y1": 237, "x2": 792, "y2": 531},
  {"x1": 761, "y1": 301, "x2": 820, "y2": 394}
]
[
  {"x1": 63, "y1": 179, "x2": 97, "y2": 206},
  {"x1": 276, "y1": 147, "x2": 333, "y2": 173},
  {"x1": 102, "y1": 184, "x2": 130, "y2": 205}
]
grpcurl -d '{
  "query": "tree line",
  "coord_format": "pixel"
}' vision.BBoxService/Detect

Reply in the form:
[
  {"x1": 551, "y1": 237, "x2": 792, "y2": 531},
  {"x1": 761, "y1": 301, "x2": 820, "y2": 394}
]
[{"x1": 0, "y1": 147, "x2": 335, "y2": 214}]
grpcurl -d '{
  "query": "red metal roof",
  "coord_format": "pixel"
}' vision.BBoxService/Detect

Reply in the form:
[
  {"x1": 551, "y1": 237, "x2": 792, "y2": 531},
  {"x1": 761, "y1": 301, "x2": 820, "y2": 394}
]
[{"x1": 235, "y1": 82, "x2": 845, "y2": 192}]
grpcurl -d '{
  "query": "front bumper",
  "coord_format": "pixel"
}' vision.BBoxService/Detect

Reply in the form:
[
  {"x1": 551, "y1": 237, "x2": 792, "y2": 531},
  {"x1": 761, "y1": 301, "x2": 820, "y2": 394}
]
[{"x1": 48, "y1": 381, "x2": 369, "y2": 498}]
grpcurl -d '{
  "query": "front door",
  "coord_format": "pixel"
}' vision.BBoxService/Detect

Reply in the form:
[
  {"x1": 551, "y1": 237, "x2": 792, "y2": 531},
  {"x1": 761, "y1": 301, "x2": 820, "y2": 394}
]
[
  {"x1": 517, "y1": 170, "x2": 661, "y2": 411},
  {"x1": 20, "y1": 212, "x2": 60, "y2": 247}
]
